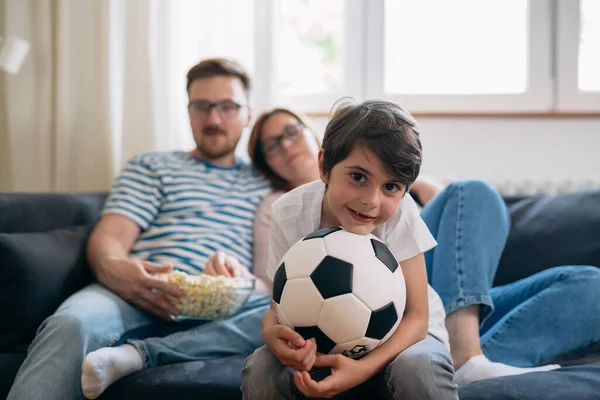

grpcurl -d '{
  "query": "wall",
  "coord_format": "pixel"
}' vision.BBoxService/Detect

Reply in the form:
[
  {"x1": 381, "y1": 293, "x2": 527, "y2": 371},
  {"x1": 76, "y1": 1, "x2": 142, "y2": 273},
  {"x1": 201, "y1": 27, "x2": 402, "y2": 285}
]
[{"x1": 309, "y1": 116, "x2": 600, "y2": 195}]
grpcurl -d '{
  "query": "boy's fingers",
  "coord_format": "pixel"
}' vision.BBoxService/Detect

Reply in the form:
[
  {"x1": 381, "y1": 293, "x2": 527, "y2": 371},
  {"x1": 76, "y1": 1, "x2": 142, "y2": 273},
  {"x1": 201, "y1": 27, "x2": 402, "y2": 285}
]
[
  {"x1": 313, "y1": 354, "x2": 340, "y2": 368},
  {"x1": 274, "y1": 342, "x2": 298, "y2": 361},
  {"x1": 301, "y1": 349, "x2": 316, "y2": 371},
  {"x1": 277, "y1": 327, "x2": 305, "y2": 348},
  {"x1": 294, "y1": 337, "x2": 315, "y2": 362},
  {"x1": 302, "y1": 370, "x2": 333, "y2": 395}
]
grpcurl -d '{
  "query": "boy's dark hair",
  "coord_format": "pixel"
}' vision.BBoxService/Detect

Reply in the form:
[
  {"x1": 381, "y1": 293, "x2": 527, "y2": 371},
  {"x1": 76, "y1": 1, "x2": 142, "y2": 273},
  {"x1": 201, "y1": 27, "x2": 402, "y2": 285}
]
[
  {"x1": 321, "y1": 98, "x2": 422, "y2": 188},
  {"x1": 186, "y1": 58, "x2": 251, "y2": 96}
]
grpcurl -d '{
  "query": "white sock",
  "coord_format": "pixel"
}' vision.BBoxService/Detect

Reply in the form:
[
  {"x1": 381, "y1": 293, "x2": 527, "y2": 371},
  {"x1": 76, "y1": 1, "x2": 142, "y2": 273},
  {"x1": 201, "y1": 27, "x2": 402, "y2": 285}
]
[
  {"x1": 455, "y1": 354, "x2": 560, "y2": 386},
  {"x1": 81, "y1": 344, "x2": 143, "y2": 399}
]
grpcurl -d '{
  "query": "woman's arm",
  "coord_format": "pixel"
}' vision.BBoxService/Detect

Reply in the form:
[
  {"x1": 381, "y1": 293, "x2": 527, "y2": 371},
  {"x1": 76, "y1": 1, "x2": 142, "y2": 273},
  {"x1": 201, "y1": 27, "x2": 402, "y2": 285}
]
[
  {"x1": 410, "y1": 178, "x2": 445, "y2": 206},
  {"x1": 356, "y1": 252, "x2": 429, "y2": 377}
]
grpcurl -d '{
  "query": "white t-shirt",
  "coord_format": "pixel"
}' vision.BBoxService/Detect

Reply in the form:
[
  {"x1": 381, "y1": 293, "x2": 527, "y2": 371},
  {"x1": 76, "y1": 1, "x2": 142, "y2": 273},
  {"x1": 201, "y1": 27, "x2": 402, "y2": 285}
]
[{"x1": 266, "y1": 180, "x2": 450, "y2": 350}]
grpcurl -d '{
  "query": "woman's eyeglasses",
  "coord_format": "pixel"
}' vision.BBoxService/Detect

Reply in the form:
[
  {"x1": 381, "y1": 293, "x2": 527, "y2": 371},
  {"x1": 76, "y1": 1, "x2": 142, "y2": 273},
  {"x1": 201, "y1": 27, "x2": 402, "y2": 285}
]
[{"x1": 262, "y1": 124, "x2": 304, "y2": 156}]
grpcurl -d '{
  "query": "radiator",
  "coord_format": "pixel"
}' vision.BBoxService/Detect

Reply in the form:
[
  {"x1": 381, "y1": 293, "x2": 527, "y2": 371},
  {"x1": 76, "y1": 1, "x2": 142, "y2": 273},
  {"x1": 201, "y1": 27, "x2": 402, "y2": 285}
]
[{"x1": 438, "y1": 179, "x2": 600, "y2": 196}]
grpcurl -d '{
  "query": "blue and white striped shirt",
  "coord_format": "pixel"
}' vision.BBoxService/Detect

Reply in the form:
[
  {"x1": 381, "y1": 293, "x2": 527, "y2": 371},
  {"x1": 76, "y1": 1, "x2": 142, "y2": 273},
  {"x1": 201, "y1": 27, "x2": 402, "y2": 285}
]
[{"x1": 102, "y1": 151, "x2": 272, "y2": 274}]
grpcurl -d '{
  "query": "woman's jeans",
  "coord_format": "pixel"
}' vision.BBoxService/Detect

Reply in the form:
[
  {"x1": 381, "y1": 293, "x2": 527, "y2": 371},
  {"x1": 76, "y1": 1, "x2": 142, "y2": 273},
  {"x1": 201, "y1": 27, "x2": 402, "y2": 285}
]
[
  {"x1": 6, "y1": 286, "x2": 270, "y2": 400},
  {"x1": 421, "y1": 180, "x2": 600, "y2": 367}
]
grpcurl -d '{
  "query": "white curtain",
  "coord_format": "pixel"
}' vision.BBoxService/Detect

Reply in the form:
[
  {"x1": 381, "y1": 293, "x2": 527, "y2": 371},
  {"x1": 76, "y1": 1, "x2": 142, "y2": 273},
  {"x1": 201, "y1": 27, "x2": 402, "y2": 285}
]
[{"x1": 0, "y1": 0, "x2": 255, "y2": 192}]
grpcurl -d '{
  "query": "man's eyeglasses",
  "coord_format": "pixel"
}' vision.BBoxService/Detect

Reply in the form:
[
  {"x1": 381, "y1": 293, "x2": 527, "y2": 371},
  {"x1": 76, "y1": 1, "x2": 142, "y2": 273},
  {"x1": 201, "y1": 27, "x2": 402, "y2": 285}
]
[
  {"x1": 262, "y1": 124, "x2": 304, "y2": 156},
  {"x1": 188, "y1": 100, "x2": 245, "y2": 120}
]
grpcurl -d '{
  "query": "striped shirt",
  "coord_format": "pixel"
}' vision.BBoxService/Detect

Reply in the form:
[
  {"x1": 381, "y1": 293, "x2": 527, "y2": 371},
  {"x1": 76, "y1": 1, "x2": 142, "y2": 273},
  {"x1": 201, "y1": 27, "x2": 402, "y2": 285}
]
[{"x1": 102, "y1": 151, "x2": 272, "y2": 274}]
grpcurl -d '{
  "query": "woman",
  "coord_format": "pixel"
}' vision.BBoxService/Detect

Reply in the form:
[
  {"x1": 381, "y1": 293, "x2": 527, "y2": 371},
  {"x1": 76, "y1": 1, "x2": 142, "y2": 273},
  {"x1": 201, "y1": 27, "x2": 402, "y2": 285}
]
[{"x1": 246, "y1": 107, "x2": 600, "y2": 385}]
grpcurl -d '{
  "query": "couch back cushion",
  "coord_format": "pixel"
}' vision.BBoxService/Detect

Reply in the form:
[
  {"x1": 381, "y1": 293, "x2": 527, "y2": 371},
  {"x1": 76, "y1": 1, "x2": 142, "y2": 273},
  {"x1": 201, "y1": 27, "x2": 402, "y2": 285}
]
[
  {"x1": 0, "y1": 226, "x2": 93, "y2": 351},
  {"x1": 0, "y1": 193, "x2": 106, "y2": 234},
  {"x1": 0, "y1": 194, "x2": 105, "y2": 351},
  {"x1": 495, "y1": 190, "x2": 600, "y2": 286}
]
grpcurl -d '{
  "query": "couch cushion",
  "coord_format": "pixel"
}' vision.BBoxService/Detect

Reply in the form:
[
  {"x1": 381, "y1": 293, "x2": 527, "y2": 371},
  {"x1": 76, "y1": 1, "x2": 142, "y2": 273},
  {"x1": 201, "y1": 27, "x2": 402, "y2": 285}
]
[
  {"x1": 495, "y1": 190, "x2": 600, "y2": 286},
  {"x1": 99, "y1": 355, "x2": 247, "y2": 400},
  {"x1": 0, "y1": 226, "x2": 92, "y2": 351},
  {"x1": 0, "y1": 193, "x2": 106, "y2": 234},
  {"x1": 0, "y1": 352, "x2": 27, "y2": 399},
  {"x1": 458, "y1": 365, "x2": 600, "y2": 400}
]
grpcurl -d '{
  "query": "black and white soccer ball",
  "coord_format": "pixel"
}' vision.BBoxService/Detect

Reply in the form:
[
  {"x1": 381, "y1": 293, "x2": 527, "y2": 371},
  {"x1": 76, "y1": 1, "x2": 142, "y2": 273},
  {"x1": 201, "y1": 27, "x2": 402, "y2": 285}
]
[{"x1": 272, "y1": 227, "x2": 406, "y2": 358}]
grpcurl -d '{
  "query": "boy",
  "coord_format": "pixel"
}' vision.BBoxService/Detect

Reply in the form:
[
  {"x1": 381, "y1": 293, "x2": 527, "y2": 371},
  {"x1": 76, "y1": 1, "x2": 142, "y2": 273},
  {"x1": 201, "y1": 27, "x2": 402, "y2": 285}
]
[{"x1": 242, "y1": 99, "x2": 458, "y2": 399}]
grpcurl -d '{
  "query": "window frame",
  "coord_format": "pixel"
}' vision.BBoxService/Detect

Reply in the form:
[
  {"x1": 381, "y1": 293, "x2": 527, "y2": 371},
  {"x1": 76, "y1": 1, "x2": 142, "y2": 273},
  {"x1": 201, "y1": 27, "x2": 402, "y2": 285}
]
[
  {"x1": 556, "y1": 0, "x2": 600, "y2": 111},
  {"x1": 264, "y1": 0, "x2": 365, "y2": 114},
  {"x1": 263, "y1": 0, "x2": 599, "y2": 114}
]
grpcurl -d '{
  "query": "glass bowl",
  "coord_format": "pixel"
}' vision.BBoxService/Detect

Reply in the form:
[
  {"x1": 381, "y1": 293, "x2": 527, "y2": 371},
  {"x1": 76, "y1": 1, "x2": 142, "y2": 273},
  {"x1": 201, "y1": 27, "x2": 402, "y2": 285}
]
[{"x1": 158, "y1": 271, "x2": 255, "y2": 321}]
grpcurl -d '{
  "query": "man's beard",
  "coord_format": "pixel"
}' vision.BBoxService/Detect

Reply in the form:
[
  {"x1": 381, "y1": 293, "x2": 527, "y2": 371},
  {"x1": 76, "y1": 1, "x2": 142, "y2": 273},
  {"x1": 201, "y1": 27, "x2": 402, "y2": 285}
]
[
  {"x1": 197, "y1": 140, "x2": 236, "y2": 160},
  {"x1": 197, "y1": 126, "x2": 237, "y2": 160}
]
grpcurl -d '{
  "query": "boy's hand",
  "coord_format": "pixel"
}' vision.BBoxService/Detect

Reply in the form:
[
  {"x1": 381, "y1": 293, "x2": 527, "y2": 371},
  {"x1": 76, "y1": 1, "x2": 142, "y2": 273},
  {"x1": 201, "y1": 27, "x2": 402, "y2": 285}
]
[
  {"x1": 294, "y1": 354, "x2": 369, "y2": 398},
  {"x1": 263, "y1": 324, "x2": 317, "y2": 371}
]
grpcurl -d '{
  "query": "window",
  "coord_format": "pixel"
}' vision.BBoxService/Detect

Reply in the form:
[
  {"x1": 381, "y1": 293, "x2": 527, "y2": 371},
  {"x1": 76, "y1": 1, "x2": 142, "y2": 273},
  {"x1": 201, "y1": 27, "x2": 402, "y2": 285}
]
[
  {"x1": 275, "y1": 0, "x2": 344, "y2": 95},
  {"x1": 578, "y1": 0, "x2": 600, "y2": 91},
  {"x1": 266, "y1": 0, "x2": 599, "y2": 114},
  {"x1": 264, "y1": 0, "x2": 364, "y2": 113},
  {"x1": 557, "y1": 0, "x2": 600, "y2": 111},
  {"x1": 383, "y1": 0, "x2": 528, "y2": 95}
]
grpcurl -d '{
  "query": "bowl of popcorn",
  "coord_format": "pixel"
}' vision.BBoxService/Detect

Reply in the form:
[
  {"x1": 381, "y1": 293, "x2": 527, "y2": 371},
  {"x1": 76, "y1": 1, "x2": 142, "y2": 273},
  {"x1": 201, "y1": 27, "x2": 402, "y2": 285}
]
[{"x1": 157, "y1": 270, "x2": 255, "y2": 321}]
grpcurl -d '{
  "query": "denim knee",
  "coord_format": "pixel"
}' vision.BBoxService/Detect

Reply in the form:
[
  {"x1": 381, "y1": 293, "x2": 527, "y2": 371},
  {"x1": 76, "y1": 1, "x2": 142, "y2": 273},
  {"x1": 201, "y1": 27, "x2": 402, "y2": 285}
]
[
  {"x1": 241, "y1": 345, "x2": 290, "y2": 400},
  {"x1": 37, "y1": 313, "x2": 107, "y2": 351},
  {"x1": 564, "y1": 265, "x2": 600, "y2": 280},
  {"x1": 446, "y1": 179, "x2": 510, "y2": 238},
  {"x1": 385, "y1": 339, "x2": 457, "y2": 399}
]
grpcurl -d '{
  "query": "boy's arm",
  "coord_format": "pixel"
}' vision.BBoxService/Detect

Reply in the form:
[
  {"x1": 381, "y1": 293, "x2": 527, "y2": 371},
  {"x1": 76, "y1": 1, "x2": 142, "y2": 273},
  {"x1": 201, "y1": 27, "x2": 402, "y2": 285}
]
[
  {"x1": 356, "y1": 252, "x2": 429, "y2": 376},
  {"x1": 261, "y1": 214, "x2": 318, "y2": 371},
  {"x1": 295, "y1": 253, "x2": 429, "y2": 398},
  {"x1": 262, "y1": 302, "x2": 317, "y2": 371}
]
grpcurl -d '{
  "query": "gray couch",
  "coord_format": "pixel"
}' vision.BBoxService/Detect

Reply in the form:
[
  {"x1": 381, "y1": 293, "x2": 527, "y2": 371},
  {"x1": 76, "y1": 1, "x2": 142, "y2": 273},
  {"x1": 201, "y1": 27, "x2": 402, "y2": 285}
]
[{"x1": 1, "y1": 191, "x2": 600, "y2": 400}]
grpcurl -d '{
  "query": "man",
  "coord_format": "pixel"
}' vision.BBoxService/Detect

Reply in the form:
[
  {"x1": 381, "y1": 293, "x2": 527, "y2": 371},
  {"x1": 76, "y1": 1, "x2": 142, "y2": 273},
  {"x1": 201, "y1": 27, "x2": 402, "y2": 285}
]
[{"x1": 7, "y1": 58, "x2": 272, "y2": 400}]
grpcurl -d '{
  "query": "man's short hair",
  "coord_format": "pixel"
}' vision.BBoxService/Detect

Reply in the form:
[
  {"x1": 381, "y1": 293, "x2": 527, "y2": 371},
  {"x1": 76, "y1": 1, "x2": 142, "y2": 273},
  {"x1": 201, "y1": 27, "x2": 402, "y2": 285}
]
[
  {"x1": 321, "y1": 98, "x2": 422, "y2": 187},
  {"x1": 186, "y1": 58, "x2": 251, "y2": 96}
]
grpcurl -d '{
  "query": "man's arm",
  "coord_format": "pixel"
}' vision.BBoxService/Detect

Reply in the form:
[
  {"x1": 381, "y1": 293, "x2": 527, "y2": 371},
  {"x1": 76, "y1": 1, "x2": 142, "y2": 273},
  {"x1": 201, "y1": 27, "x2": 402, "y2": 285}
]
[
  {"x1": 87, "y1": 214, "x2": 140, "y2": 276},
  {"x1": 87, "y1": 214, "x2": 182, "y2": 320}
]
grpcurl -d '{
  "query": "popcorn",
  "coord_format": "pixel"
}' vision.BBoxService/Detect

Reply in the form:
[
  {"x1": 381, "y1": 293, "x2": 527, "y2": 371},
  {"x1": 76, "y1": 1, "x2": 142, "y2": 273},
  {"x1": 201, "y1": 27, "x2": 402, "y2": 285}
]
[{"x1": 157, "y1": 270, "x2": 254, "y2": 320}]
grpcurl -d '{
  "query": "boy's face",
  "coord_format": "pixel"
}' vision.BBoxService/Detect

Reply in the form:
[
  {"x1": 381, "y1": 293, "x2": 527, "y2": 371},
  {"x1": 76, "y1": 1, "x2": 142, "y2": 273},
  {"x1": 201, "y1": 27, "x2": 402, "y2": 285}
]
[{"x1": 319, "y1": 146, "x2": 406, "y2": 236}]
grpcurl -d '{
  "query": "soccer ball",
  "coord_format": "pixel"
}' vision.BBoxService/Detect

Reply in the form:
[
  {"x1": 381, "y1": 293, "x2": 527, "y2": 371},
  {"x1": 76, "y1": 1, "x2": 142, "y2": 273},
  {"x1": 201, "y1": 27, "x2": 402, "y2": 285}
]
[{"x1": 272, "y1": 227, "x2": 406, "y2": 358}]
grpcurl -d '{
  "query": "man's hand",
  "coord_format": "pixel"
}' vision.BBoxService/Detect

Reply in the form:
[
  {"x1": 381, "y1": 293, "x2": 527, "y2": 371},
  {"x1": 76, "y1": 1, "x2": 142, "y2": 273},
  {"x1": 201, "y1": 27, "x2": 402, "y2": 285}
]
[
  {"x1": 263, "y1": 324, "x2": 317, "y2": 371},
  {"x1": 294, "y1": 354, "x2": 368, "y2": 398},
  {"x1": 97, "y1": 256, "x2": 182, "y2": 320},
  {"x1": 204, "y1": 250, "x2": 245, "y2": 277}
]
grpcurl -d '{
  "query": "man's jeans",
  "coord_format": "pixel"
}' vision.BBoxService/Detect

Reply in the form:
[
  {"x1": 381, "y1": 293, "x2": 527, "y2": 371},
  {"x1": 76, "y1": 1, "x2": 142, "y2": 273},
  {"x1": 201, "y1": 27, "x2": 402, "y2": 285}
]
[
  {"x1": 422, "y1": 180, "x2": 600, "y2": 367},
  {"x1": 6, "y1": 283, "x2": 269, "y2": 400}
]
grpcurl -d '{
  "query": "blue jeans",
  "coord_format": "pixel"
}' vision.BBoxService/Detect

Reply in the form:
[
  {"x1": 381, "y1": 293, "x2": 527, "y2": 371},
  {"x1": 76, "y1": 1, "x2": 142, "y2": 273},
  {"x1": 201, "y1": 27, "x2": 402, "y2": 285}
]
[
  {"x1": 422, "y1": 180, "x2": 600, "y2": 367},
  {"x1": 6, "y1": 283, "x2": 270, "y2": 400}
]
